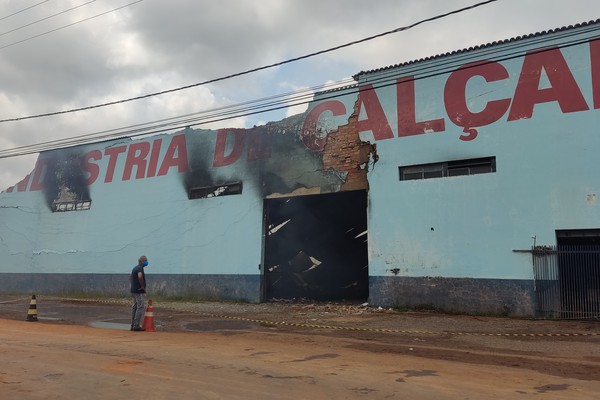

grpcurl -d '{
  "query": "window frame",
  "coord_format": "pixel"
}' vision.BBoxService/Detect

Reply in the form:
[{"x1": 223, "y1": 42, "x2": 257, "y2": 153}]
[
  {"x1": 399, "y1": 157, "x2": 496, "y2": 181},
  {"x1": 52, "y1": 200, "x2": 92, "y2": 212},
  {"x1": 189, "y1": 182, "x2": 243, "y2": 200}
]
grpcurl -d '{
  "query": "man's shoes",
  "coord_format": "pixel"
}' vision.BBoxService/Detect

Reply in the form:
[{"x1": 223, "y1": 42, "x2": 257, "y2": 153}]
[{"x1": 132, "y1": 326, "x2": 145, "y2": 331}]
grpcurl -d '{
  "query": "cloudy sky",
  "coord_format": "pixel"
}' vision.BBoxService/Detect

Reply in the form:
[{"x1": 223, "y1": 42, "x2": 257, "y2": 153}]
[{"x1": 0, "y1": 0, "x2": 599, "y2": 190}]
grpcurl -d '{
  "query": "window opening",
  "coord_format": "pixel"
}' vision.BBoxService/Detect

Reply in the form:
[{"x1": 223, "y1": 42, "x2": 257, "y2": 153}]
[
  {"x1": 52, "y1": 200, "x2": 92, "y2": 212},
  {"x1": 399, "y1": 157, "x2": 496, "y2": 181},
  {"x1": 189, "y1": 182, "x2": 243, "y2": 199},
  {"x1": 51, "y1": 185, "x2": 91, "y2": 212}
]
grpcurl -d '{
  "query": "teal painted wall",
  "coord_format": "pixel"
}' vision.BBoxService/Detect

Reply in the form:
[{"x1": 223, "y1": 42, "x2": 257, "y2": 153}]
[
  {"x1": 1, "y1": 21, "x2": 598, "y2": 312},
  {"x1": 0, "y1": 131, "x2": 265, "y2": 277},
  {"x1": 308, "y1": 23, "x2": 600, "y2": 281}
]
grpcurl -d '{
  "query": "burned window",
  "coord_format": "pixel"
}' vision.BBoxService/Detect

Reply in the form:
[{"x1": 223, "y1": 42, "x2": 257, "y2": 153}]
[
  {"x1": 399, "y1": 157, "x2": 496, "y2": 181},
  {"x1": 51, "y1": 185, "x2": 91, "y2": 212},
  {"x1": 189, "y1": 182, "x2": 243, "y2": 200},
  {"x1": 53, "y1": 200, "x2": 92, "y2": 212}
]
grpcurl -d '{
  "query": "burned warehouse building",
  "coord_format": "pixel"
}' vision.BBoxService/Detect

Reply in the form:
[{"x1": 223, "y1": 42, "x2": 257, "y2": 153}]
[{"x1": 1, "y1": 20, "x2": 600, "y2": 318}]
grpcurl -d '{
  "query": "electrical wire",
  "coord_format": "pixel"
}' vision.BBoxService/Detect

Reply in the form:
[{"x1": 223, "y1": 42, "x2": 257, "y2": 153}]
[
  {"x1": 0, "y1": 78, "x2": 355, "y2": 157},
  {"x1": 0, "y1": 0, "x2": 50, "y2": 22},
  {"x1": 0, "y1": 0, "x2": 143, "y2": 51},
  {"x1": 0, "y1": 0, "x2": 97, "y2": 39},
  {"x1": 0, "y1": 0, "x2": 498, "y2": 123}
]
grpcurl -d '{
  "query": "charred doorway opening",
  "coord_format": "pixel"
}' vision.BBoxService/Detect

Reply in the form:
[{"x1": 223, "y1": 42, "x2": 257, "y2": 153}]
[
  {"x1": 556, "y1": 229, "x2": 600, "y2": 319},
  {"x1": 263, "y1": 190, "x2": 368, "y2": 302}
]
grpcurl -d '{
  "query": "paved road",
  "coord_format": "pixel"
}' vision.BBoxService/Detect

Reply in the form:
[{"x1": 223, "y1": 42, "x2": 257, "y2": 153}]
[{"x1": 0, "y1": 296, "x2": 599, "y2": 399}]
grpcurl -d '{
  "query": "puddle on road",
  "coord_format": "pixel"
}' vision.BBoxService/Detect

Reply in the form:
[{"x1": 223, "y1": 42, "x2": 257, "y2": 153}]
[
  {"x1": 89, "y1": 321, "x2": 131, "y2": 330},
  {"x1": 89, "y1": 319, "x2": 161, "y2": 331},
  {"x1": 89, "y1": 321, "x2": 131, "y2": 331}
]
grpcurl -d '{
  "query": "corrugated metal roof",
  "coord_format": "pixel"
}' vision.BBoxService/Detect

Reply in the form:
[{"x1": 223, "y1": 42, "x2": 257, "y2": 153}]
[
  {"x1": 316, "y1": 83, "x2": 358, "y2": 96},
  {"x1": 353, "y1": 19, "x2": 600, "y2": 80}
]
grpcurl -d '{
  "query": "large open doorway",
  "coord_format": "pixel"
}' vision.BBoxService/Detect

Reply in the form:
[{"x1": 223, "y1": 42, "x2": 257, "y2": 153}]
[{"x1": 262, "y1": 190, "x2": 368, "y2": 302}]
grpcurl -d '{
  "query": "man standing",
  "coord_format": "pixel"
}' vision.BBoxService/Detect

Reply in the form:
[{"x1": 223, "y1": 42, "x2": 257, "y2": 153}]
[{"x1": 129, "y1": 255, "x2": 148, "y2": 331}]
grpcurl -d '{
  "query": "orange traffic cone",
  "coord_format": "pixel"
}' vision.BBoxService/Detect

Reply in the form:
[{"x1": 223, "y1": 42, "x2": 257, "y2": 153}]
[
  {"x1": 26, "y1": 294, "x2": 38, "y2": 322},
  {"x1": 142, "y1": 299, "x2": 155, "y2": 332}
]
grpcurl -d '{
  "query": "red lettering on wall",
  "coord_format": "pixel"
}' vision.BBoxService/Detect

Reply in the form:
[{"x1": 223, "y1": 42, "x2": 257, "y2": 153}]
[
  {"x1": 123, "y1": 142, "x2": 150, "y2": 181},
  {"x1": 357, "y1": 84, "x2": 394, "y2": 140},
  {"x1": 397, "y1": 76, "x2": 445, "y2": 136},
  {"x1": 213, "y1": 129, "x2": 246, "y2": 167},
  {"x1": 301, "y1": 100, "x2": 347, "y2": 151},
  {"x1": 247, "y1": 130, "x2": 272, "y2": 161},
  {"x1": 590, "y1": 39, "x2": 600, "y2": 109},
  {"x1": 445, "y1": 61, "x2": 511, "y2": 129},
  {"x1": 30, "y1": 158, "x2": 49, "y2": 191},
  {"x1": 147, "y1": 139, "x2": 162, "y2": 178},
  {"x1": 16, "y1": 174, "x2": 31, "y2": 192},
  {"x1": 83, "y1": 150, "x2": 101, "y2": 185},
  {"x1": 509, "y1": 47, "x2": 589, "y2": 120},
  {"x1": 460, "y1": 127, "x2": 479, "y2": 141},
  {"x1": 157, "y1": 134, "x2": 188, "y2": 176},
  {"x1": 104, "y1": 145, "x2": 127, "y2": 183}
]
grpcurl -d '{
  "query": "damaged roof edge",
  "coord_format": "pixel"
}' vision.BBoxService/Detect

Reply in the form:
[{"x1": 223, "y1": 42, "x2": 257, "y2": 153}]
[{"x1": 353, "y1": 18, "x2": 600, "y2": 80}]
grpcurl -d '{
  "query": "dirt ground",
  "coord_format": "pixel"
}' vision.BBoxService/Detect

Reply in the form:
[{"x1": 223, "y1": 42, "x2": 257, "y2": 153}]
[{"x1": 1, "y1": 295, "x2": 599, "y2": 399}]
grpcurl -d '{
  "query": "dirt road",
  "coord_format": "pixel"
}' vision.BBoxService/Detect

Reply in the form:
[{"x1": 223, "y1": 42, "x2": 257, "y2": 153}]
[{"x1": 1, "y1": 296, "x2": 599, "y2": 399}]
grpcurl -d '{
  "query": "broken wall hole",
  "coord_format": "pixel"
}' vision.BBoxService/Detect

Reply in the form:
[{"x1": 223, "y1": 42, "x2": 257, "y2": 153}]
[{"x1": 263, "y1": 190, "x2": 369, "y2": 302}]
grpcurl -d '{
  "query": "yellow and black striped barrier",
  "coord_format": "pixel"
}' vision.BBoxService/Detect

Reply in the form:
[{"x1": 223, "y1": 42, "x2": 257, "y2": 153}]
[
  {"x1": 26, "y1": 294, "x2": 38, "y2": 322},
  {"x1": 30, "y1": 295, "x2": 600, "y2": 338},
  {"x1": 175, "y1": 310, "x2": 600, "y2": 337}
]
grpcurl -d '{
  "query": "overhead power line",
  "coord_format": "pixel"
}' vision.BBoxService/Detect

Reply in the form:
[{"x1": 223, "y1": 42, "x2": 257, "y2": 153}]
[
  {"x1": 0, "y1": 0, "x2": 499, "y2": 124},
  {"x1": 0, "y1": 0, "x2": 143, "y2": 51},
  {"x1": 0, "y1": 0, "x2": 50, "y2": 22},
  {"x1": 0, "y1": 78, "x2": 356, "y2": 158},
  {"x1": 0, "y1": 0, "x2": 97, "y2": 39},
  {"x1": 1, "y1": 24, "x2": 599, "y2": 160}
]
